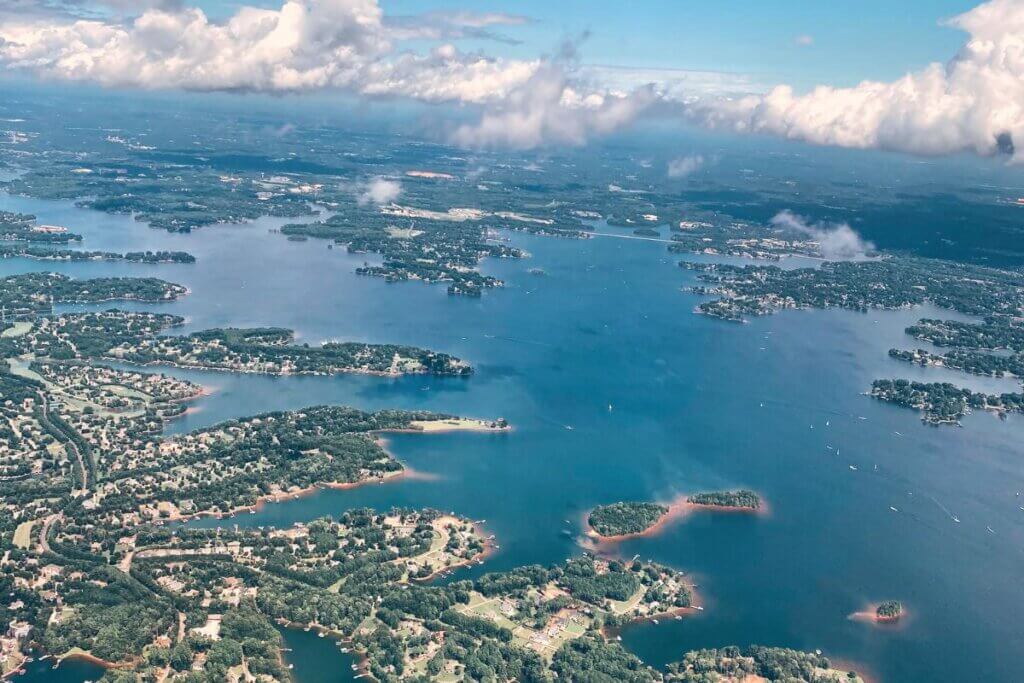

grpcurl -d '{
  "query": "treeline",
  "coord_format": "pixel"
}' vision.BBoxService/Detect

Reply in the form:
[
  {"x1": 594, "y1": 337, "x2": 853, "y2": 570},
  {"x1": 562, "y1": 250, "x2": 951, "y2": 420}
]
[
  {"x1": 0, "y1": 272, "x2": 186, "y2": 315},
  {"x1": 0, "y1": 245, "x2": 195, "y2": 264},
  {"x1": 588, "y1": 502, "x2": 668, "y2": 537},
  {"x1": 871, "y1": 379, "x2": 1024, "y2": 424},
  {"x1": 665, "y1": 645, "x2": 859, "y2": 682},
  {"x1": 688, "y1": 490, "x2": 761, "y2": 509}
]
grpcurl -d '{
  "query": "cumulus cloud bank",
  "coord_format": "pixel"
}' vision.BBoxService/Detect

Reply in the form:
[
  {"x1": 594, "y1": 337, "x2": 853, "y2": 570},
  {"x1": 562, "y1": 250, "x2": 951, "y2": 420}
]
[
  {"x1": 451, "y1": 61, "x2": 657, "y2": 150},
  {"x1": 683, "y1": 0, "x2": 1024, "y2": 161},
  {"x1": 666, "y1": 154, "x2": 704, "y2": 178},
  {"x1": 356, "y1": 177, "x2": 402, "y2": 206},
  {"x1": 771, "y1": 210, "x2": 874, "y2": 260},
  {"x1": 4, "y1": 0, "x2": 1022, "y2": 159},
  {"x1": 0, "y1": 0, "x2": 651, "y2": 149}
]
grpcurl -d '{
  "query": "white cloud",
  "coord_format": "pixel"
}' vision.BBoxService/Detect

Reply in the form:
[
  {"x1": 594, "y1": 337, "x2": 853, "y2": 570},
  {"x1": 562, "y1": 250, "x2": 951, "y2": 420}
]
[
  {"x1": 793, "y1": 34, "x2": 813, "y2": 46},
  {"x1": 682, "y1": 0, "x2": 1024, "y2": 161},
  {"x1": 0, "y1": 0, "x2": 652, "y2": 149},
  {"x1": 667, "y1": 154, "x2": 704, "y2": 178},
  {"x1": 451, "y1": 61, "x2": 657, "y2": 150},
  {"x1": 357, "y1": 176, "x2": 401, "y2": 205},
  {"x1": 771, "y1": 210, "x2": 874, "y2": 260},
  {"x1": 581, "y1": 63, "x2": 765, "y2": 98},
  {"x1": 0, "y1": 0, "x2": 539, "y2": 99},
  {"x1": 384, "y1": 10, "x2": 530, "y2": 44}
]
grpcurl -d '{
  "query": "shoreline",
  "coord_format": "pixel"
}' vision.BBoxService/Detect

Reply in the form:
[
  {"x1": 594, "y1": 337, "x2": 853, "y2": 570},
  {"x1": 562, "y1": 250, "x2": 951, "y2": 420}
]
[
  {"x1": 276, "y1": 620, "x2": 374, "y2": 681},
  {"x1": 102, "y1": 357, "x2": 471, "y2": 379},
  {"x1": 848, "y1": 602, "x2": 911, "y2": 631},
  {"x1": 584, "y1": 493, "x2": 770, "y2": 545},
  {"x1": 601, "y1": 584, "x2": 706, "y2": 641},
  {"x1": 409, "y1": 519, "x2": 497, "y2": 584},
  {"x1": 162, "y1": 418, "x2": 506, "y2": 524}
]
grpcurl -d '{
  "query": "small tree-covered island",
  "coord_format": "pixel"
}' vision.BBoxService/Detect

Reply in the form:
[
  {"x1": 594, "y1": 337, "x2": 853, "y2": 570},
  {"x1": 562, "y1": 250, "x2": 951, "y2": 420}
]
[
  {"x1": 687, "y1": 490, "x2": 762, "y2": 510},
  {"x1": 588, "y1": 502, "x2": 670, "y2": 537},
  {"x1": 876, "y1": 601, "x2": 904, "y2": 622}
]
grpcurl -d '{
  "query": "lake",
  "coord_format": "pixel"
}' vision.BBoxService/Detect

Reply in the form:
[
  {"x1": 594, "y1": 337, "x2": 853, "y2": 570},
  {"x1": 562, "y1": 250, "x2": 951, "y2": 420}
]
[{"x1": 3, "y1": 193, "x2": 1024, "y2": 682}]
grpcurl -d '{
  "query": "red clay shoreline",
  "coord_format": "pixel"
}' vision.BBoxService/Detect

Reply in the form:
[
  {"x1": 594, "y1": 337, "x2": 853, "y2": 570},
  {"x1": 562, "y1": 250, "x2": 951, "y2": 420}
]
[
  {"x1": 584, "y1": 493, "x2": 770, "y2": 545},
  {"x1": 158, "y1": 423, "x2": 501, "y2": 525},
  {"x1": 848, "y1": 602, "x2": 911, "y2": 631}
]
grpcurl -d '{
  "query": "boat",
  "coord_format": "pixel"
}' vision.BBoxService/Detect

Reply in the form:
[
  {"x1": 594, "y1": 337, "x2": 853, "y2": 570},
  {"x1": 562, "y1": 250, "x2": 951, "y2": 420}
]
[
  {"x1": 987, "y1": 526, "x2": 996, "y2": 534},
  {"x1": 890, "y1": 506, "x2": 899, "y2": 512},
  {"x1": 652, "y1": 619, "x2": 659, "y2": 625},
  {"x1": 318, "y1": 632, "x2": 326, "y2": 638},
  {"x1": 952, "y1": 516, "x2": 961, "y2": 523},
  {"x1": 849, "y1": 465, "x2": 857, "y2": 471},
  {"x1": 564, "y1": 425, "x2": 574, "y2": 431},
  {"x1": 695, "y1": 606, "x2": 704, "y2": 611}
]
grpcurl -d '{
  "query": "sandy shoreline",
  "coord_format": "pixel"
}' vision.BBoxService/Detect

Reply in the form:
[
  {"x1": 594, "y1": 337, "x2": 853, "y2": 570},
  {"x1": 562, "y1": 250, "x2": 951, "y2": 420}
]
[
  {"x1": 584, "y1": 493, "x2": 769, "y2": 545},
  {"x1": 848, "y1": 602, "x2": 910, "y2": 631},
  {"x1": 107, "y1": 357, "x2": 468, "y2": 379},
  {"x1": 160, "y1": 419, "x2": 506, "y2": 524}
]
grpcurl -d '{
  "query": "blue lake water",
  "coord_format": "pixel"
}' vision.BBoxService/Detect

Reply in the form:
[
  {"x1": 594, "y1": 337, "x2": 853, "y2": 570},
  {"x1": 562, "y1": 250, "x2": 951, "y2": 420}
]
[{"x1": 4, "y1": 193, "x2": 1024, "y2": 682}]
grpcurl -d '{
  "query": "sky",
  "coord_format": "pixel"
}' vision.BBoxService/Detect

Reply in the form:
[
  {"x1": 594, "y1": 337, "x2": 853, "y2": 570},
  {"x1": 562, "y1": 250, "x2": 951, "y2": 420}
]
[
  {"x1": 190, "y1": 0, "x2": 978, "y2": 88},
  {"x1": 0, "y1": 0, "x2": 1021, "y2": 162}
]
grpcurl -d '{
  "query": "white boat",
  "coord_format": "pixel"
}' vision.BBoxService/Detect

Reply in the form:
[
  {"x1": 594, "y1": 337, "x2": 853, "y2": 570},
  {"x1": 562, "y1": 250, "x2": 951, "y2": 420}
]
[
  {"x1": 652, "y1": 619, "x2": 659, "y2": 625},
  {"x1": 890, "y1": 506, "x2": 899, "y2": 512},
  {"x1": 849, "y1": 465, "x2": 857, "y2": 471},
  {"x1": 952, "y1": 516, "x2": 960, "y2": 523},
  {"x1": 987, "y1": 526, "x2": 996, "y2": 534}
]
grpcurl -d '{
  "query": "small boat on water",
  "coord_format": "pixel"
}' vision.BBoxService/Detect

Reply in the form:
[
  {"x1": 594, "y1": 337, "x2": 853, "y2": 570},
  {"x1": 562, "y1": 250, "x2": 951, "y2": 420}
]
[
  {"x1": 849, "y1": 465, "x2": 857, "y2": 471},
  {"x1": 318, "y1": 632, "x2": 326, "y2": 638},
  {"x1": 890, "y1": 506, "x2": 899, "y2": 512},
  {"x1": 652, "y1": 619, "x2": 659, "y2": 625},
  {"x1": 987, "y1": 526, "x2": 996, "y2": 534},
  {"x1": 952, "y1": 516, "x2": 961, "y2": 523}
]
